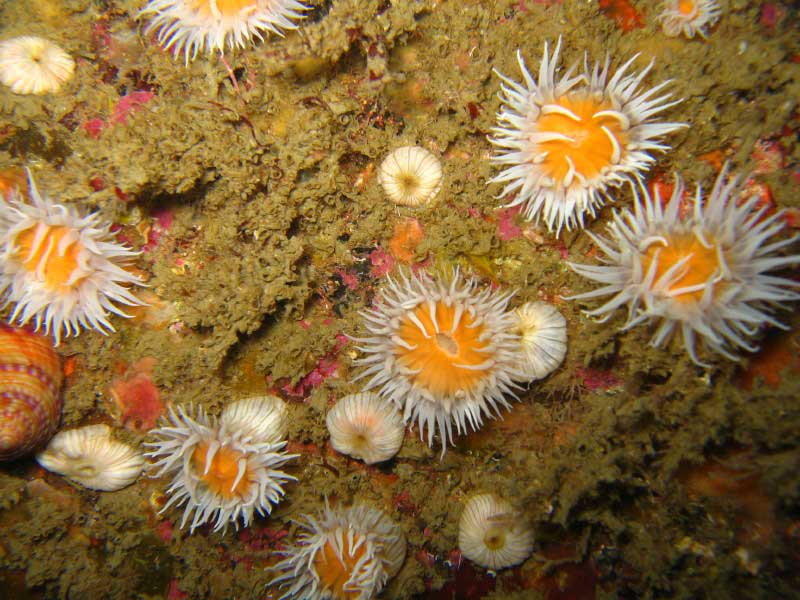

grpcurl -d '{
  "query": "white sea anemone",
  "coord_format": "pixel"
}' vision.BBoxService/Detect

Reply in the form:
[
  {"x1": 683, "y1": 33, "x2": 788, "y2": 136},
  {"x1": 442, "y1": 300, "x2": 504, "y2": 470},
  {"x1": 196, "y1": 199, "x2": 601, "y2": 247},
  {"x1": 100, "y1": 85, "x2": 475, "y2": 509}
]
[
  {"x1": 0, "y1": 170, "x2": 145, "y2": 345},
  {"x1": 145, "y1": 403, "x2": 297, "y2": 533},
  {"x1": 220, "y1": 394, "x2": 288, "y2": 445},
  {"x1": 458, "y1": 493, "x2": 534, "y2": 571},
  {"x1": 0, "y1": 36, "x2": 74, "y2": 95},
  {"x1": 138, "y1": 0, "x2": 309, "y2": 64},
  {"x1": 567, "y1": 165, "x2": 800, "y2": 365},
  {"x1": 659, "y1": 0, "x2": 722, "y2": 39},
  {"x1": 36, "y1": 424, "x2": 144, "y2": 491},
  {"x1": 271, "y1": 501, "x2": 406, "y2": 600},
  {"x1": 489, "y1": 38, "x2": 686, "y2": 236},
  {"x1": 378, "y1": 146, "x2": 443, "y2": 207},
  {"x1": 326, "y1": 392, "x2": 405, "y2": 465},
  {"x1": 352, "y1": 268, "x2": 524, "y2": 452},
  {"x1": 513, "y1": 301, "x2": 568, "y2": 380}
]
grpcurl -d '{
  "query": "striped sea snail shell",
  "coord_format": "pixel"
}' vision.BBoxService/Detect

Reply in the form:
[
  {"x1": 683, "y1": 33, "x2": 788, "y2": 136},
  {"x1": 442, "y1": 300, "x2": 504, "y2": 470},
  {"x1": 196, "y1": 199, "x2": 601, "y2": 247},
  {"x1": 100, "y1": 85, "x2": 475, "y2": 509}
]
[{"x1": 0, "y1": 324, "x2": 63, "y2": 461}]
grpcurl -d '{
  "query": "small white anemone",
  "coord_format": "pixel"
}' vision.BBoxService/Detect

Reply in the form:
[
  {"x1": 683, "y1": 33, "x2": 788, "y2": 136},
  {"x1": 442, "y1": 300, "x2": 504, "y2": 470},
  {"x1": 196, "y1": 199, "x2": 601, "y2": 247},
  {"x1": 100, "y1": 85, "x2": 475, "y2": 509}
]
[
  {"x1": 271, "y1": 501, "x2": 406, "y2": 600},
  {"x1": 513, "y1": 301, "x2": 568, "y2": 380},
  {"x1": 378, "y1": 146, "x2": 443, "y2": 207},
  {"x1": 326, "y1": 392, "x2": 405, "y2": 465},
  {"x1": 458, "y1": 493, "x2": 534, "y2": 571},
  {"x1": 145, "y1": 403, "x2": 297, "y2": 534},
  {"x1": 489, "y1": 38, "x2": 685, "y2": 235},
  {"x1": 221, "y1": 395, "x2": 288, "y2": 445},
  {"x1": 659, "y1": 0, "x2": 722, "y2": 39},
  {"x1": 0, "y1": 36, "x2": 74, "y2": 95},
  {"x1": 36, "y1": 424, "x2": 144, "y2": 491}
]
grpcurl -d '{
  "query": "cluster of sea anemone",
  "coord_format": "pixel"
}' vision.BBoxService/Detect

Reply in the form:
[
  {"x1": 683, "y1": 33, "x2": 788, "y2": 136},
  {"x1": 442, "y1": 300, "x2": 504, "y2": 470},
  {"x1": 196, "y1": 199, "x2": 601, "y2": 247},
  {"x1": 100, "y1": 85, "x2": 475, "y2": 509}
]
[
  {"x1": 350, "y1": 267, "x2": 568, "y2": 452},
  {"x1": 145, "y1": 396, "x2": 297, "y2": 533},
  {"x1": 487, "y1": 38, "x2": 799, "y2": 365},
  {"x1": 1, "y1": 1, "x2": 798, "y2": 597}
]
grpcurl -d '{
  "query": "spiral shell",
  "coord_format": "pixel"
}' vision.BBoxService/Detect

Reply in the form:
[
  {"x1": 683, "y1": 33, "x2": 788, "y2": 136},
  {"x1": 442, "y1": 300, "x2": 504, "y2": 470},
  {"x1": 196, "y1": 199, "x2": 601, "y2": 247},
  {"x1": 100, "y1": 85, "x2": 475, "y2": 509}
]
[{"x1": 0, "y1": 324, "x2": 63, "y2": 461}]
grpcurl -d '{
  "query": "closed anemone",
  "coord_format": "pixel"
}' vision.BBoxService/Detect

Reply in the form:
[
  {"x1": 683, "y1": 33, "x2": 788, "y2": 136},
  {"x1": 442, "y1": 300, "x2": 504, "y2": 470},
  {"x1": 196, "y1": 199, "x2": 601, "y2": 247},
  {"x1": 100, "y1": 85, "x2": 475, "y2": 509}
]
[
  {"x1": 458, "y1": 493, "x2": 534, "y2": 571},
  {"x1": 326, "y1": 392, "x2": 405, "y2": 464}
]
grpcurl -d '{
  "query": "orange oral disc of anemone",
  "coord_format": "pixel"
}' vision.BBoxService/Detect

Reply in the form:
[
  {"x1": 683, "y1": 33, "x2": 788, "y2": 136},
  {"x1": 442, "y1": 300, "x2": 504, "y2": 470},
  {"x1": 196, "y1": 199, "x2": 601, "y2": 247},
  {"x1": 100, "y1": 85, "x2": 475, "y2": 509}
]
[
  {"x1": 535, "y1": 95, "x2": 629, "y2": 185},
  {"x1": 0, "y1": 168, "x2": 27, "y2": 200},
  {"x1": 13, "y1": 224, "x2": 85, "y2": 292},
  {"x1": 189, "y1": 0, "x2": 255, "y2": 18},
  {"x1": 313, "y1": 533, "x2": 368, "y2": 599},
  {"x1": 641, "y1": 233, "x2": 722, "y2": 303},
  {"x1": 192, "y1": 442, "x2": 248, "y2": 499},
  {"x1": 678, "y1": 0, "x2": 698, "y2": 16},
  {"x1": 395, "y1": 301, "x2": 489, "y2": 398},
  {"x1": 0, "y1": 324, "x2": 63, "y2": 461}
]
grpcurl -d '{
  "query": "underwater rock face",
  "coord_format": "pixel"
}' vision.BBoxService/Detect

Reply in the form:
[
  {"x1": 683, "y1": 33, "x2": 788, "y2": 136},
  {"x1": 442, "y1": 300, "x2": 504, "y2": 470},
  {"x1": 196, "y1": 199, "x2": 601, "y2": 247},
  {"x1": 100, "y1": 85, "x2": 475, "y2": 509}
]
[{"x1": 0, "y1": 0, "x2": 798, "y2": 598}]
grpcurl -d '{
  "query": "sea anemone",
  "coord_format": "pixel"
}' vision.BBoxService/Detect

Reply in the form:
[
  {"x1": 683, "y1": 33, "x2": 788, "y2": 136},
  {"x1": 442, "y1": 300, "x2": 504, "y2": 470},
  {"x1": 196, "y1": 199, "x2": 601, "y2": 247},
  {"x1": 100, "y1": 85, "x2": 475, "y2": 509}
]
[
  {"x1": 145, "y1": 402, "x2": 297, "y2": 533},
  {"x1": 36, "y1": 424, "x2": 144, "y2": 491},
  {"x1": 489, "y1": 38, "x2": 685, "y2": 235},
  {"x1": 0, "y1": 36, "x2": 74, "y2": 95},
  {"x1": 138, "y1": 0, "x2": 309, "y2": 65},
  {"x1": 458, "y1": 493, "x2": 534, "y2": 571},
  {"x1": 567, "y1": 165, "x2": 800, "y2": 364},
  {"x1": 352, "y1": 268, "x2": 523, "y2": 452},
  {"x1": 378, "y1": 146, "x2": 443, "y2": 207},
  {"x1": 326, "y1": 392, "x2": 405, "y2": 465},
  {"x1": 271, "y1": 501, "x2": 406, "y2": 600},
  {"x1": 513, "y1": 301, "x2": 568, "y2": 380},
  {"x1": 220, "y1": 394, "x2": 288, "y2": 444},
  {"x1": 0, "y1": 170, "x2": 145, "y2": 345},
  {"x1": 659, "y1": 0, "x2": 722, "y2": 39}
]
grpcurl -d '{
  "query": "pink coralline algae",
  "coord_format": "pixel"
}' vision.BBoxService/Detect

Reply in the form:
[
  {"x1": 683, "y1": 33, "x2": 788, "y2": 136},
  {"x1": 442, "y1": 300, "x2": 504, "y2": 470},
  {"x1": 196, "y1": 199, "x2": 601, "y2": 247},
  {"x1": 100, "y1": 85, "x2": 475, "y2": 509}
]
[
  {"x1": 751, "y1": 139, "x2": 786, "y2": 175},
  {"x1": 282, "y1": 334, "x2": 348, "y2": 397},
  {"x1": 112, "y1": 91, "x2": 155, "y2": 124},
  {"x1": 334, "y1": 267, "x2": 360, "y2": 290},
  {"x1": 108, "y1": 357, "x2": 165, "y2": 431},
  {"x1": 496, "y1": 206, "x2": 523, "y2": 240},
  {"x1": 369, "y1": 247, "x2": 395, "y2": 278},
  {"x1": 82, "y1": 119, "x2": 106, "y2": 139},
  {"x1": 237, "y1": 526, "x2": 289, "y2": 551},
  {"x1": 165, "y1": 580, "x2": 188, "y2": 600},
  {"x1": 576, "y1": 367, "x2": 623, "y2": 392},
  {"x1": 155, "y1": 519, "x2": 174, "y2": 543},
  {"x1": 760, "y1": 3, "x2": 787, "y2": 34},
  {"x1": 82, "y1": 91, "x2": 156, "y2": 138},
  {"x1": 142, "y1": 209, "x2": 174, "y2": 254}
]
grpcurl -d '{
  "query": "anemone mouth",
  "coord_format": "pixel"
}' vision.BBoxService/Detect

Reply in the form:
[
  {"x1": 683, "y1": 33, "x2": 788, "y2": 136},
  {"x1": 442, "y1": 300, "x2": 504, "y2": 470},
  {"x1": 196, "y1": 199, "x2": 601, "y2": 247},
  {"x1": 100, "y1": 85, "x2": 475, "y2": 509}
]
[{"x1": 395, "y1": 299, "x2": 492, "y2": 399}]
